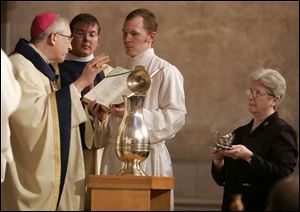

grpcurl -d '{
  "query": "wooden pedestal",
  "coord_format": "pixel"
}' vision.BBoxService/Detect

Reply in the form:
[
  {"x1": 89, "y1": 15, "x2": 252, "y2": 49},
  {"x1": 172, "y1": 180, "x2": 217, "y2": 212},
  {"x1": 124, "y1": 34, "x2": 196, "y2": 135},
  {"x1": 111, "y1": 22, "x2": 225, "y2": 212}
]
[{"x1": 88, "y1": 175, "x2": 175, "y2": 211}]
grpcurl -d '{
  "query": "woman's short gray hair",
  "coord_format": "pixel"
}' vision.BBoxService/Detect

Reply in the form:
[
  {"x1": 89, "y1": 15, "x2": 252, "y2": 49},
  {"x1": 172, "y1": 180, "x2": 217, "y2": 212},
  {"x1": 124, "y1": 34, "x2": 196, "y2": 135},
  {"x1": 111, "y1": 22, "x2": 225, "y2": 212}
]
[{"x1": 250, "y1": 68, "x2": 286, "y2": 101}]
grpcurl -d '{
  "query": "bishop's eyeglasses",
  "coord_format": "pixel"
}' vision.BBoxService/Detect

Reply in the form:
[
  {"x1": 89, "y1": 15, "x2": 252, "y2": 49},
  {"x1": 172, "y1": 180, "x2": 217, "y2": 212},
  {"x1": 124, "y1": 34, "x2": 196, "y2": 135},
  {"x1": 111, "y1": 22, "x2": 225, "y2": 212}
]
[{"x1": 56, "y1": 33, "x2": 73, "y2": 42}]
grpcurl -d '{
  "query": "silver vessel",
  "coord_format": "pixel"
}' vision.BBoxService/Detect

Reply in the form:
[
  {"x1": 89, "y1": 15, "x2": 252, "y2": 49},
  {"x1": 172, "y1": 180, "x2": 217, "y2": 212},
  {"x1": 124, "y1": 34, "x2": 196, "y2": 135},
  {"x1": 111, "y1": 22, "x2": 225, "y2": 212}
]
[{"x1": 116, "y1": 66, "x2": 151, "y2": 176}]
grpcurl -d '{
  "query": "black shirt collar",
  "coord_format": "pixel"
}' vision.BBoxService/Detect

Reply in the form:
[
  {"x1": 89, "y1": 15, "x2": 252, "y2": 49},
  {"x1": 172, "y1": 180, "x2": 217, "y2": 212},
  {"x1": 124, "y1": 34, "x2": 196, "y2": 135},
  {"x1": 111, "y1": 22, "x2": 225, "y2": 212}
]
[{"x1": 249, "y1": 111, "x2": 278, "y2": 134}]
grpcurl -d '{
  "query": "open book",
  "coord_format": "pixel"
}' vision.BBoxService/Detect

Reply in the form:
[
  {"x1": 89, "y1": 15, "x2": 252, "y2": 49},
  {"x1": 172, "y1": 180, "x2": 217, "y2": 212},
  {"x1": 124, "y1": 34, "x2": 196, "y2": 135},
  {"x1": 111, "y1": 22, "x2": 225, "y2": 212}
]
[{"x1": 83, "y1": 66, "x2": 132, "y2": 109}]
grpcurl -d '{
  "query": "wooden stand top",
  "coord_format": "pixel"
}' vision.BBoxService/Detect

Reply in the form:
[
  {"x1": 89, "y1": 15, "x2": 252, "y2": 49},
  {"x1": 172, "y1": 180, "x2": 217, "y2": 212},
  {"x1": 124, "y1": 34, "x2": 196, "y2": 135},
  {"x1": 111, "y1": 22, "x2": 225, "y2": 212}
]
[{"x1": 88, "y1": 175, "x2": 175, "y2": 190}]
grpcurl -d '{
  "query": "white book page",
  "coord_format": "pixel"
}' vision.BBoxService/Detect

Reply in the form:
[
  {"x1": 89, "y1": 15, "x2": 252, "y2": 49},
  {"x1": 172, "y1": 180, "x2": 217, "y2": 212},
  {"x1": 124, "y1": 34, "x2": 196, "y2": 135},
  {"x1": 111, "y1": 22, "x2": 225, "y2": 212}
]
[{"x1": 83, "y1": 66, "x2": 132, "y2": 108}]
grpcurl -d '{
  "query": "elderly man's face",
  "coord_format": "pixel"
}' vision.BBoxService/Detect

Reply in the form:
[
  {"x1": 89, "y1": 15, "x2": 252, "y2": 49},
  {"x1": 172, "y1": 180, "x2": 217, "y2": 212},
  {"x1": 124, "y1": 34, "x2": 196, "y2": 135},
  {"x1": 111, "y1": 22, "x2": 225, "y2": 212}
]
[
  {"x1": 54, "y1": 23, "x2": 72, "y2": 63},
  {"x1": 122, "y1": 16, "x2": 153, "y2": 57}
]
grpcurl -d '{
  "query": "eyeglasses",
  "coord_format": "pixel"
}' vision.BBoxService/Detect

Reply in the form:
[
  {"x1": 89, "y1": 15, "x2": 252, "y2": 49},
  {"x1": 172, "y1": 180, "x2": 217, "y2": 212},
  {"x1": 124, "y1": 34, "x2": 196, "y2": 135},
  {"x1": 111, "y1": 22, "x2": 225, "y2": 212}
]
[
  {"x1": 56, "y1": 33, "x2": 73, "y2": 42},
  {"x1": 73, "y1": 31, "x2": 99, "y2": 39},
  {"x1": 246, "y1": 88, "x2": 276, "y2": 99}
]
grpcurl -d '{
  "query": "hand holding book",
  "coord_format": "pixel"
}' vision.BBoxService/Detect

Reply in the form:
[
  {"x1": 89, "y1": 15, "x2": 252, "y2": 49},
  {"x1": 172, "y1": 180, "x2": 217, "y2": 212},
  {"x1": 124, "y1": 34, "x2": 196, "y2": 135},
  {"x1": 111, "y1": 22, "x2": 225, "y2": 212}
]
[{"x1": 83, "y1": 66, "x2": 132, "y2": 111}]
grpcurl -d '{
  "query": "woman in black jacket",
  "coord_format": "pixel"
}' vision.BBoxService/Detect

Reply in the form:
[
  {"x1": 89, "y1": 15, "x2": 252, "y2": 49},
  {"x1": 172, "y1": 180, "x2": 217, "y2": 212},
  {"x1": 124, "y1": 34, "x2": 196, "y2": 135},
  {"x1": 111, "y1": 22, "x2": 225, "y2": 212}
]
[{"x1": 211, "y1": 68, "x2": 298, "y2": 211}]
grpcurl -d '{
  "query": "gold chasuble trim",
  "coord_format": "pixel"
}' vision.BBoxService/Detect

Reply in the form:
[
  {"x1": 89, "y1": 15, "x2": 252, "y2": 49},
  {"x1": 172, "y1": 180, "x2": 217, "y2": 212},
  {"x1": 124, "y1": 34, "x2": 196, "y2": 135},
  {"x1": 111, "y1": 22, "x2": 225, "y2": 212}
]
[{"x1": 50, "y1": 93, "x2": 61, "y2": 210}]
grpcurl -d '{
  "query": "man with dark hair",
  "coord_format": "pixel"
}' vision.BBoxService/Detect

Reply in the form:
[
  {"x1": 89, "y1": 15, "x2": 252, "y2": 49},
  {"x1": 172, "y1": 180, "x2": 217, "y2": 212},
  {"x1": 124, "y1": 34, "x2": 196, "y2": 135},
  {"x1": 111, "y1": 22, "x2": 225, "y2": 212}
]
[
  {"x1": 55, "y1": 13, "x2": 109, "y2": 210},
  {"x1": 59, "y1": 13, "x2": 104, "y2": 95},
  {"x1": 57, "y1": 12, "x2": 106, "y2": 169}
]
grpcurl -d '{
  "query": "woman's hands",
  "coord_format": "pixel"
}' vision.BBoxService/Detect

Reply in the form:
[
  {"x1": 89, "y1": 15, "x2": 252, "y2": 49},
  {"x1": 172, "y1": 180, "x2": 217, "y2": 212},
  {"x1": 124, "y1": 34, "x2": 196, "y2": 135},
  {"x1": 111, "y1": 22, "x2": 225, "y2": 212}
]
[
  {"x1": 211, "y1": 144, "x2": 254, "y2": 169},
  {"x1": 212, "y1": 149, "x2": 225, "y2": 169},
  {"x1": 223, "y1": 145, "x2": 253, "y2": 162}
]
